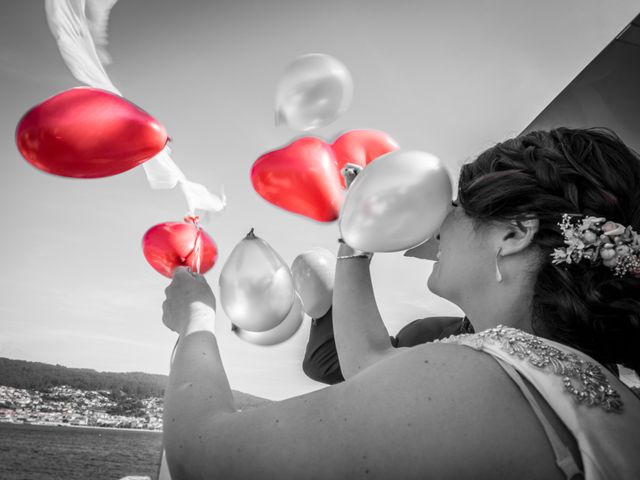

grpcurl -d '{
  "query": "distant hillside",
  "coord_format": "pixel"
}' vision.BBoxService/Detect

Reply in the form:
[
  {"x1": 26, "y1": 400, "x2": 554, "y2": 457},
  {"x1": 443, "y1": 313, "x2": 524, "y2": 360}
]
[{"x1": 0, "y1": 357, "x2": 269, "y2": 410}]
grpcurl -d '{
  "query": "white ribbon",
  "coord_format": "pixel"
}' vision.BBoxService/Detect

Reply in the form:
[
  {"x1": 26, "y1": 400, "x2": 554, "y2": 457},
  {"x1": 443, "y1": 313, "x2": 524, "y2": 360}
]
[{"x1": 44, "y1": 0, "x2": 226, "y2": 215}]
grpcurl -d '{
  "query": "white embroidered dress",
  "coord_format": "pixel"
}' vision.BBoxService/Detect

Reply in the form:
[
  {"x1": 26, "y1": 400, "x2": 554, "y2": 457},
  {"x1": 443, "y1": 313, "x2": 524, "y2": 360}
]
[{"x1": 436, "y1": 326, "x2": 640, "y2": 480}]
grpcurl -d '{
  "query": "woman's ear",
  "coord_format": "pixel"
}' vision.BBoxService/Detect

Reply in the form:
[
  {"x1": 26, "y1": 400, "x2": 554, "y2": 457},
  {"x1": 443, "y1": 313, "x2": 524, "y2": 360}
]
[{"x1": 499, "y1": 218, "x2": 539, "y2": 257}]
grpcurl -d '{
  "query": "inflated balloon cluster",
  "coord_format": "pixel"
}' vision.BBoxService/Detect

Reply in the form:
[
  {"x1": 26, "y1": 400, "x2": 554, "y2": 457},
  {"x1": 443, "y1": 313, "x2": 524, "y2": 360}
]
[
  {"x1": 254, "y1": 54, "x2": 453, "y2": 253},
  {"x1": 231, "y1": 54, "x2": 453, "y2": 344},
  {"x1": 16, "y1": 2, "x2": 455, "y2": 347}
]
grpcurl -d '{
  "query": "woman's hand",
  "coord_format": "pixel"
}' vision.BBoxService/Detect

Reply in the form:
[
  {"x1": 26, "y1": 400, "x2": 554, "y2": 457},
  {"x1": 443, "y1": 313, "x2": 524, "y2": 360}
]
[{"x1": 162, "y1": 266, "x2": 216, "y2": 337}]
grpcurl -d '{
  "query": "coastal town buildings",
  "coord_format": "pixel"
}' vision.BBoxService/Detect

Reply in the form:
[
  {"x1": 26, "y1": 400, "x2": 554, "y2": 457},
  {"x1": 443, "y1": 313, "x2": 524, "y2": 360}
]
[{"x1": 0, "y1": 385, "x2": 163, "y2": 430}]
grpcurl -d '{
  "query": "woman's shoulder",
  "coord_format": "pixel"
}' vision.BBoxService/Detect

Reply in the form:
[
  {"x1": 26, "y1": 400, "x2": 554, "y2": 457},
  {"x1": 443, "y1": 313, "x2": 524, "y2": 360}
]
[
  {"x1": 204, "y1": 337, "x2": 576, "y2": 479},
  {"x1": 339, "y1": 339, "x2": 573, "y2": 478},
  {"x1": 423, "y1": 326, "x2": 640, "y2": 478}
]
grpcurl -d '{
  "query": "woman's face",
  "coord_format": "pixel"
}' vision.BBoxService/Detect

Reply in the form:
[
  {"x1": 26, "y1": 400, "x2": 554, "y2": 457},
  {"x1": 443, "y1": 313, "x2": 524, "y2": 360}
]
[{"x1": 427, "y1": 202, "x2": 495, "y2": 306}]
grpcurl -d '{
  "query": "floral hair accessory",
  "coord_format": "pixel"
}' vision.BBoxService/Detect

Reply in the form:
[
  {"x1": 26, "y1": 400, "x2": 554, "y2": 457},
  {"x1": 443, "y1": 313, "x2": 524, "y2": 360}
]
[{"x1": 551, "y1": 214, "x2": 640, "y2": 278}]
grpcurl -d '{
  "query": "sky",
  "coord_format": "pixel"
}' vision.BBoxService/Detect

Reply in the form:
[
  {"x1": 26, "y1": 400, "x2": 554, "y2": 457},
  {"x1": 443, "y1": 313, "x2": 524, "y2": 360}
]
[{"x1": 0, "y1": 1, "x2": 638, "y2": 400}]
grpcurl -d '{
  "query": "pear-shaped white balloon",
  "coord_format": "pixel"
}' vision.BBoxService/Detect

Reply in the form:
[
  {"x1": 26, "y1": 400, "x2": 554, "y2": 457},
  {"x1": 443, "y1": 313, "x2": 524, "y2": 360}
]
[
  {"x1": 291, "y1": 247, "x2": 335, "y2": 318},
  {"x1": 219, "y1": 228, "x2": 295, "y2": 332},
  {"x1": 339, "y1": 150, "x2": 452, "y2": 252},
  {"x1": 232, "y1": 294, "x2": 304, "y2": 346}
]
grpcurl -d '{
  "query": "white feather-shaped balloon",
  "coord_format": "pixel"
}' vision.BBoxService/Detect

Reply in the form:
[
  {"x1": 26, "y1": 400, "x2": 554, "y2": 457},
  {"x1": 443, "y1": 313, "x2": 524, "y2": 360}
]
[
  {"x1": 44, "y1": 0, "x2": 226, "y2": 215},
  {"x1": 45, "y1": 0, "x2": 120, "y2": 94},
  {"x1": 85, "y1": 0, "x2": 118, "y2": 64}
]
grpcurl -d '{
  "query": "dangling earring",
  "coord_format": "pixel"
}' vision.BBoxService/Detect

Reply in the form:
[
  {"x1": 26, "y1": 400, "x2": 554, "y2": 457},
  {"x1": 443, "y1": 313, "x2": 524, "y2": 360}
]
[{"x1": 495, "y1": 248, "x2": 503, "y2": 283}]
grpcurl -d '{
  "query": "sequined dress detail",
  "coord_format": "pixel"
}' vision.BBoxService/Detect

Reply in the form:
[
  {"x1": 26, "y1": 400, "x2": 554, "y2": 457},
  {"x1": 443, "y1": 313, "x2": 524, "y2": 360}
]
[{"x1": 436, "y1": 326, "x2": 623, "y2": 412}]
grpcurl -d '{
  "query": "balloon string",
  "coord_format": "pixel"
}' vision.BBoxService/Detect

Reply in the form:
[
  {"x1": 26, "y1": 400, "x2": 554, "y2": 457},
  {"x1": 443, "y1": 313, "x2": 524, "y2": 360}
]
[
  {"x1": 183, "y1": 215, "x2": 203, "y2": 275},
  {"x1": 193, "y1": 226, "x2": 202, "y2": 275}
]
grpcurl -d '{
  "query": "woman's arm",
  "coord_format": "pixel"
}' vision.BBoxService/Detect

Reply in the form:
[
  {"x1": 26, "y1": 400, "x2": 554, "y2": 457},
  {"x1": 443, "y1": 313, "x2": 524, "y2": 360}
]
[
  {"x1": 330, "y1": 164, "x2": 404, "y2": 378},
  {"x1": 161, "y1": 268, "x2": 236, "y2": 478},
  {"x1": 161, "y1": 268, "x2": 556, "y2": 480},
  {"x1": 332, "y1": 243, "x2": 405, "y2": 379}
]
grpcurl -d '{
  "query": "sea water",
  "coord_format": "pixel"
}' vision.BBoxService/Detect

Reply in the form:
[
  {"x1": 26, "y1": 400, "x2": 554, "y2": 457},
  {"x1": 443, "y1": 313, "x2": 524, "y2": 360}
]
[{"x1": 0, "y1": 422, "x2": 162, "y2": 480}]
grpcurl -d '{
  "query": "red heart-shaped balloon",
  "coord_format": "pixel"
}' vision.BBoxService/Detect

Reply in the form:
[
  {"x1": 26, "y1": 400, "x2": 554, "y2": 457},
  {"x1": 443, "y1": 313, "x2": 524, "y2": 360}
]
[
  {"x1": 332, "y1": 129, "x2": 399, "y2": 186},
  {"x1": 251, "y1": 137, "x2": 344, "y2": 222},
  {"x1": 250, "y1": 130, "x2": 398, "y2": 222},
  {"x1": 16, "y1": 87, "x2": 168, "y2": 178},
  {"x1": 142, "y1": 222, "x2": 218, "y2": 278}
]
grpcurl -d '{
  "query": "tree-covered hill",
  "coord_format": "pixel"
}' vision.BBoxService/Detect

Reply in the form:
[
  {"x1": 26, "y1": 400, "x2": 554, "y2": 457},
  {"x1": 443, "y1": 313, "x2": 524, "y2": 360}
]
[{"x1": 0, "y1": 357, "x2": 269, "y2": 409}]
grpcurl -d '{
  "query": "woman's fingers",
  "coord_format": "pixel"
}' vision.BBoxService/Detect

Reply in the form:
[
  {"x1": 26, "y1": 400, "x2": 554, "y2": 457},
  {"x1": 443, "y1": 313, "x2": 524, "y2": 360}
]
[{"x1": 172, "y1": 265, "x2": 193, "y2": 279}]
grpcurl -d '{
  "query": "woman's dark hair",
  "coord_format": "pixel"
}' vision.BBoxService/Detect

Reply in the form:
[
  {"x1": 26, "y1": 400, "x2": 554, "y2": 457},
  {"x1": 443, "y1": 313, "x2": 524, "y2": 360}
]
[{"x1": 458, "y1": 127, "x2": 640, "y2": 375}]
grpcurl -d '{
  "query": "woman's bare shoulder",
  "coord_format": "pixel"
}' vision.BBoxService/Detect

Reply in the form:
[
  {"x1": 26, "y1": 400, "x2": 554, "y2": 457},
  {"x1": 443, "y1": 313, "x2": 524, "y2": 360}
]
[{"x1": 181, "y1": 342, "x2": 565, "y2": 480}]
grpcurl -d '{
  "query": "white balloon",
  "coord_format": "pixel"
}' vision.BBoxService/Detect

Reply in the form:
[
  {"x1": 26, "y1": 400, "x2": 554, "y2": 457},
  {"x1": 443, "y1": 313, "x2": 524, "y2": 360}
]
[
  {"x1": 275, "y1": 53, "x2": 354, "y2": 131},
  {"x1": 291, "y1": 247, "x2": 335, "y2": 318},
  {"x1": 403, "y1": 236, "x2": 439, "y2": 261},
  {"x1": 219, "y1": 229, "x2": 295, "y2": 332},
  {"x1": 339, "y1": 150, "x2": 452, "y2": 252},
  {"x1": 232, "y1": 294, "x2": 304, "y2": 346}
]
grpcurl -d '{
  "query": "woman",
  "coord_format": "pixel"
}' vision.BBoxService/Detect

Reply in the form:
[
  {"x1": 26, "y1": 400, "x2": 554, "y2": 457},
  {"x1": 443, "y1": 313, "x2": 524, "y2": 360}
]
[{"x1": 162, "y1": 128, "x2": 640, "y2": 479}]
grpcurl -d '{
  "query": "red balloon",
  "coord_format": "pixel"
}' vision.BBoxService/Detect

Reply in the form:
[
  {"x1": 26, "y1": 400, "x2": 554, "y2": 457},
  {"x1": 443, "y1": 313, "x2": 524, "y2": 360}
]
[
  {"x1": 251, "y1": 130, "x2": 398, "y2": 221},
  {"x1": 142, "y1": 222, "x2": 218, "y2": 278},
  {"x1": 16, "y1": 87, "x2": 168, "y2": 178},
  {"x1": 332, "y1": 130, "x2": 399, "y2": 187},
  {"x1": 251, "y1": 137, "x2": 344, "y2": 222}
]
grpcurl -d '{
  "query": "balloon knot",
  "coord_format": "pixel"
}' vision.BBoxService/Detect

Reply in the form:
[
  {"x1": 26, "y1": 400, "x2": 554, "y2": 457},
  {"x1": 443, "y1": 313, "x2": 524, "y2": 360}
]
[
  {"x1": 184, "y1": 215, "x2": 200, "y2": 225},
  {"x1": 341, "y1": 163, "x2": 363, "y2": 189},
  {"x1": 247, "y1": 227, "x2": 256, "y2": 238}
]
